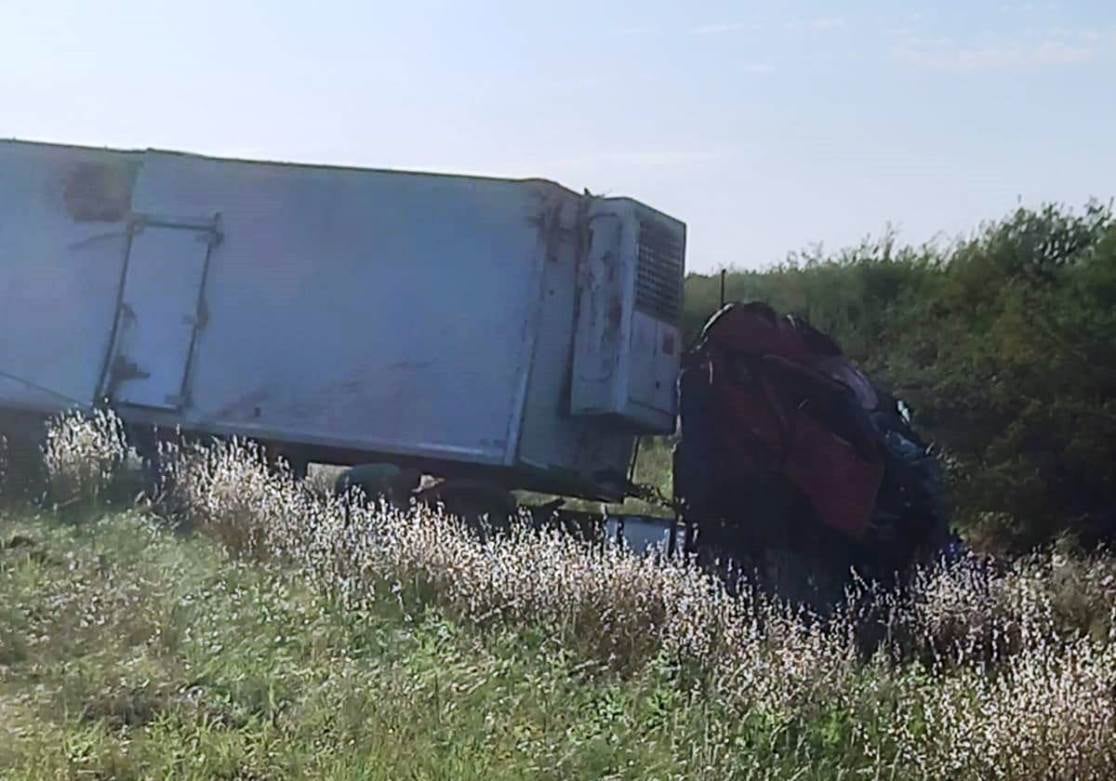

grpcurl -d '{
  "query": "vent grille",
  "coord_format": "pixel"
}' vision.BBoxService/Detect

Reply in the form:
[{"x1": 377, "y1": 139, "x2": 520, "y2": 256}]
[{"x1": 635, "y1": 219, "x2": 684, "y2": 323}]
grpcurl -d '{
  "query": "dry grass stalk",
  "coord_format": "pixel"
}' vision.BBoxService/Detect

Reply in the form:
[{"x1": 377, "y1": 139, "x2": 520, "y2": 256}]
[{"x1": 39, "y1": 417, "x2": 1116, "y2": 778}]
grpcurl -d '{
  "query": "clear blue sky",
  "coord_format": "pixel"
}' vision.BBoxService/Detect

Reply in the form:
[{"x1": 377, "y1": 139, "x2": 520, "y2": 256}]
[{"x1": 3, "y1": 0, "x2": 1114, "y2": 272}]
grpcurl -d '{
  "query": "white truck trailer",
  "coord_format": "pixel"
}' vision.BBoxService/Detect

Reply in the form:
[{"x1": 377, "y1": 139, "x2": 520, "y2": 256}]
[{"x1": 0, "y1": 140, "x2": 685, "y2": 501}]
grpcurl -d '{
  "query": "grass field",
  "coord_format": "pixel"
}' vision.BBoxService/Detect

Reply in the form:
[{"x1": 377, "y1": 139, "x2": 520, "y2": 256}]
[
  {"x1": 0, "y1": 511, "x2": 756, "y2": 779},
  {"x1": 2, "y1": 412, "x2": 1115, "y2": 779}
]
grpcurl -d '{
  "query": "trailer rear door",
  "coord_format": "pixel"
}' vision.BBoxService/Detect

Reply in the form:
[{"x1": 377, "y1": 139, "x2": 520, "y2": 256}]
[{"x1": 104, "y1": 219, "x2": 217, "y2": 410}]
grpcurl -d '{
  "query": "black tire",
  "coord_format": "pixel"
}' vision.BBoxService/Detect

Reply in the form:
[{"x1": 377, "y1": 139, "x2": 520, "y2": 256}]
[
  {"x1": 0, "y1": 414, "x2": 48, "y2": 503},
  {"x1": 335, "y1": 463, "x2": 421, "y2": 508},
  {"x1": 861, "y1": 429, "x2": 948, "y2": 578}
]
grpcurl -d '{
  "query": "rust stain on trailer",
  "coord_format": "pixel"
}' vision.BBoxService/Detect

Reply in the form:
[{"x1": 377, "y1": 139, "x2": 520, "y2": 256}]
[
  {"x1": 212, "y1": 389, "x2": 270, "y2": 421},
  {"x1": 63, "y1": 161, "x2": 138, "y2": 222}
]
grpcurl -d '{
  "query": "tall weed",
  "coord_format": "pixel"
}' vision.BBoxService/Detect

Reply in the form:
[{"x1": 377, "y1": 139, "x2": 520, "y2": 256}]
[
  {"x1": 40, "y1": 419, "x2": 1116, "y2": 779},
  {"x1": 41, "y1": 409, "x2": 134, "y2": 505}
]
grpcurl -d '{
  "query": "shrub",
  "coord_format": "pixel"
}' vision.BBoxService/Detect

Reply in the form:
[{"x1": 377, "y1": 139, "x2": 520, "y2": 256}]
[{"x1": 41, "y1": 409, "x2": 134, "y2": 505}]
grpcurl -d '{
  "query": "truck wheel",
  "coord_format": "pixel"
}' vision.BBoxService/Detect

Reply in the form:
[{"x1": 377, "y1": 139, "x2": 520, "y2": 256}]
[
  {"x1": 0, "y1": 415, "x2": 48, "y2": 503},
  {"x1": 261, "y1": 444, "x2": 309, "y2": 481},
  {"x1": 335, "y1": 463, "x2": 422, "y2": 508},
  {"x1": 414, "y1": 478, "x2": 517, "y2": 538},
  {"x1": 865, "y1": 430, "x2": 949, "y2": 577}
]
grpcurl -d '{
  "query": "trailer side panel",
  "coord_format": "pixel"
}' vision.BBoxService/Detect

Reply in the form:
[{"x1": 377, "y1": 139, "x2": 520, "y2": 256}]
[
  {"x1": 0, "y1": 143, "x2": 138, "y2": 412},
  {"x1": 122, "y1": 152, "x2": 555, "y2": 466}
]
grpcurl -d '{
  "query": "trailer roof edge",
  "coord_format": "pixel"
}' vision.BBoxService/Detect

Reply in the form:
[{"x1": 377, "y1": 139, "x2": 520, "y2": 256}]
[{"x1": 0, "y1": 136, "x2": 577, "y2": 195}]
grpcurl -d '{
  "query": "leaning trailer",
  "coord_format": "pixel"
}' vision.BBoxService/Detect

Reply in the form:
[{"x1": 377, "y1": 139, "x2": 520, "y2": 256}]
[{"x1": 0, "y1": 140, "x2": 686, "y2": 500}]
